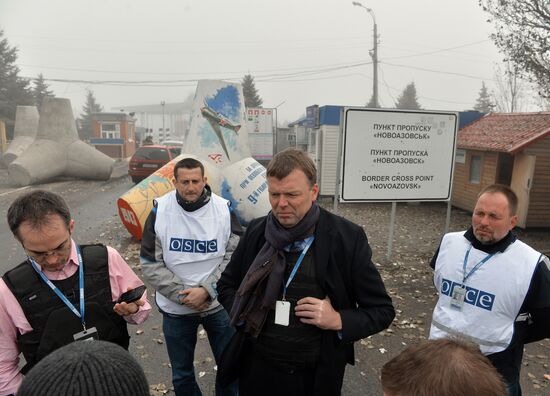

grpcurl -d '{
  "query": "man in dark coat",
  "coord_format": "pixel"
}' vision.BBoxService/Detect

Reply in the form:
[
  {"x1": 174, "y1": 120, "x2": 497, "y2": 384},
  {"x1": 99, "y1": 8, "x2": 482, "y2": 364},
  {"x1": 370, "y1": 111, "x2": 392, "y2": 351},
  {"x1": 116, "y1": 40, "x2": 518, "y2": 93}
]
[{"x1": 217, "y1": 148, "x2": 395, "y2": 396}]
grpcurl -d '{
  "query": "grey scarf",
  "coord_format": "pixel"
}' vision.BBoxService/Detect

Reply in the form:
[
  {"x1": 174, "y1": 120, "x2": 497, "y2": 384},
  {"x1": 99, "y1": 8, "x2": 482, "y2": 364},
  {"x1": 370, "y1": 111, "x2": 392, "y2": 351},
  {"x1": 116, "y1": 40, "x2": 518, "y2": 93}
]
[{"x1": 229, "y1": 202, "x2": 320, "y2": 337}]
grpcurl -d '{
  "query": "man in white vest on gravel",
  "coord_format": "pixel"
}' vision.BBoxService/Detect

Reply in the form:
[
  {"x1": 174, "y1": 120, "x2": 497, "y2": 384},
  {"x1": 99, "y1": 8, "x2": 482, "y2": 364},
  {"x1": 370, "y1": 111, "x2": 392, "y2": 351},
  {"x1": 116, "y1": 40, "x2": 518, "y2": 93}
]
[
  {"x1": 140, "y1": 157, "x2": 240, "y2": 396},
  {"x1": 429, "y1": 184, "x2": 550, "y2": 396}
]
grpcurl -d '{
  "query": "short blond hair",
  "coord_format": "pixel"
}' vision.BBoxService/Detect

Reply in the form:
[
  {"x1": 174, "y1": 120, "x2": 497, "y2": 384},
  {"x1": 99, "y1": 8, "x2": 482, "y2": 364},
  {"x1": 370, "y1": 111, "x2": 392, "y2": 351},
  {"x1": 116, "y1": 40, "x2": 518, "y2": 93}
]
[
  {"x1": 381, "y1": 339, "x2": 507, "y2": 396},
  {"x1": 267, "y1": 148, "x2": 316, "y2": 186}
]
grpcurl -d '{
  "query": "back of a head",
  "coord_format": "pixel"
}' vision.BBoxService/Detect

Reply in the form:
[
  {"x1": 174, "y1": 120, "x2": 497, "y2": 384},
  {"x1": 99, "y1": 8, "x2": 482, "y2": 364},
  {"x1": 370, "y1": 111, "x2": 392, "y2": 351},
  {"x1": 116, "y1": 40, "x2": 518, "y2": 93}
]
[
  {"x1": 381, "y1": 339, "x2": 507, "y2": 396},
  {"x1": 18, "y1": 341, "x2": 149, "y2": 396}
]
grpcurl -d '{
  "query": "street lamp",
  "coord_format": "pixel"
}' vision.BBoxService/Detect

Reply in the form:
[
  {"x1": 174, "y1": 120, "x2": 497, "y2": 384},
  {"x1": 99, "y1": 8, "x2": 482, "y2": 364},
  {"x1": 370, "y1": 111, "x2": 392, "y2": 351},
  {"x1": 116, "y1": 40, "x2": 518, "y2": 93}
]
[
  {"x1": 160, "y1": 101, "x2": 165, "y2": 143},
  {"x1": 352, "y1": 1, "x2": 379, "y2": 108}
]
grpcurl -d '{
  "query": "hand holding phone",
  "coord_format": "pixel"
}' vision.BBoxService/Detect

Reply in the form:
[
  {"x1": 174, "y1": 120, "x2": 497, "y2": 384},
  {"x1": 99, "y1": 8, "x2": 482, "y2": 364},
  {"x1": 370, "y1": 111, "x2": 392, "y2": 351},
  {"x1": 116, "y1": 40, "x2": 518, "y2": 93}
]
[{"x1": 116, "y1": 285, "x2": 147, "y2": 304}]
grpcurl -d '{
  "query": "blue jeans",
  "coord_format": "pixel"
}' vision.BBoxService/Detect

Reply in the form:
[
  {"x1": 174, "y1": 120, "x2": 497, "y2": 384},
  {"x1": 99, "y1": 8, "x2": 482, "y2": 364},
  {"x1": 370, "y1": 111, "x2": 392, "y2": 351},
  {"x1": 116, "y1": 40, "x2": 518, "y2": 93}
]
[
  {"x1": 162, "y1": 308, "x2": 238, "y2": 396},
  {"x1": 506, "y1": 380, "x2": 521, "y2": 396}
]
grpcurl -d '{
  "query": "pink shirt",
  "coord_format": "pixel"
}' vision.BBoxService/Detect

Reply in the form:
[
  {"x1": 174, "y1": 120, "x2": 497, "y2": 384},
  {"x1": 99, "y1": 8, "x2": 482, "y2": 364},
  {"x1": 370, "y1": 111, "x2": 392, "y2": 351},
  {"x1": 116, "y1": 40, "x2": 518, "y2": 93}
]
[{"x1": 0, "y1": 242, "x2": 151, "y2": 396}]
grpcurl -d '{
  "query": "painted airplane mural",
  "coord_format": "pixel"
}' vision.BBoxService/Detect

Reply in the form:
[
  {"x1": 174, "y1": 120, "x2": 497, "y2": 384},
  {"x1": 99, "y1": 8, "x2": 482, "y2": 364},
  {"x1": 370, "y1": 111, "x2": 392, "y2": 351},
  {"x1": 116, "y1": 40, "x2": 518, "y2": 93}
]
[{"x1": 200, "y1": 102, "x2": 241, "y2": 160}]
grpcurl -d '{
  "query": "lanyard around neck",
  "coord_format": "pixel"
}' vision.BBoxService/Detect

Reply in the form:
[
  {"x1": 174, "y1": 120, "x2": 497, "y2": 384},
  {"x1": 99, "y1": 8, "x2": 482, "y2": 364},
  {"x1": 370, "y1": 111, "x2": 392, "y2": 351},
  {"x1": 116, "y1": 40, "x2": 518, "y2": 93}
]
[
  {"x1": 282, "y1": 236, "x2": 315, "y2": 300},
  {"x1": 462, "y1": 245, "x2": 495, "y2": 286},
  {"x1": 29, "y1": 244, "x2": 87, "y2": 330}
]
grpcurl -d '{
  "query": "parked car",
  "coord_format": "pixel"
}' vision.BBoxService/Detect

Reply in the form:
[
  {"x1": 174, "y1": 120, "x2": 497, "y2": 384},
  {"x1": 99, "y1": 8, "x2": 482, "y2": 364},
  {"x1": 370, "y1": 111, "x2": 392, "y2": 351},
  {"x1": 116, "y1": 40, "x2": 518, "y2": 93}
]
[
  {"x1": 128, "y1": 145, "x2": 181, "y2": 183},
  {"x1": 161, "y1": 139, "x2": 184, "y2": 148}
]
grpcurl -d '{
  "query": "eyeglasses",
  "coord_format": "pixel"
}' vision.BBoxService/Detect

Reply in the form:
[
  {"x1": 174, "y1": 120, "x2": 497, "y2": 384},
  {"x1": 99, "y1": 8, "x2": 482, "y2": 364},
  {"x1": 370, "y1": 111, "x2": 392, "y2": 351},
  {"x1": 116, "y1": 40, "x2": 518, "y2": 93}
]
[{"x1": 25, "y1": 237, "x2": 71, "y2": 262}]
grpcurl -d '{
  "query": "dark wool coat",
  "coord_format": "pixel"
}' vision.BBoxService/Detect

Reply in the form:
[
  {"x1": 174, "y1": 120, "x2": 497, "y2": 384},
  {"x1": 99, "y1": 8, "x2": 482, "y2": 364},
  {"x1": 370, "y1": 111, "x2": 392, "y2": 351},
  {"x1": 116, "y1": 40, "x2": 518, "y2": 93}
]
[{"x1": 218, "y1": 207, "x2": 395, "y2": 395}]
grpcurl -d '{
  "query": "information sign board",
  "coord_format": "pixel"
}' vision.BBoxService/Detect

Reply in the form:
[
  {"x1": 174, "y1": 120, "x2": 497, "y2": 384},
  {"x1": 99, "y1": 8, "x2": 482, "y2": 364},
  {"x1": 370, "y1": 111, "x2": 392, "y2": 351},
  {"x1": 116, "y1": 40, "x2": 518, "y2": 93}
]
[{"x1": 341, "y1": 108, "x2": 458, "y2": 202}]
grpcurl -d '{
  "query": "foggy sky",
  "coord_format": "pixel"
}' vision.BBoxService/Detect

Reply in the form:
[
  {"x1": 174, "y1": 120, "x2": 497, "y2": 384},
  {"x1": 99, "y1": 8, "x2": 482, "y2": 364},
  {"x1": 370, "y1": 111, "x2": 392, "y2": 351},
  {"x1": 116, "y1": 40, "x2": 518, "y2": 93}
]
[{"x1": 1, "y1": 0, "x2": 504, "y2": 124}]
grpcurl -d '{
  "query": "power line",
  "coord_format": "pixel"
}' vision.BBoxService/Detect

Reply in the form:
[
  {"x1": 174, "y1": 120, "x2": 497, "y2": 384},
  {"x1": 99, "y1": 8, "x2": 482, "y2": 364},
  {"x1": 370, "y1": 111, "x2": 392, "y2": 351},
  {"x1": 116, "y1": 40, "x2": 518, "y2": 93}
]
[
  {"x1": 23, "y1": 59, "x2": 491, "y2": 87},
  {"x1": 382, "y1": 61, "x2": 494, "y2": 82},
  {"x1": 20, "y1": 60, "x2": 371, "y2": 77},
  {"x1": 21, "y1": 61, "x2": 373, "y2": 86},
  {"x1": 377, "y1": 65, "x2": 475, "y2": 107},
  {"x1": 9, "y1": 33, "x2": 372, "y2": 45},
  {"x1": 258, "y1": 72, "x2": 371, "y2": 83},
  {"x1": 17, "y1": 38, "x2": 495, "y2": 78},
  {"x1": 378, "y1": 66, "x2": 396, "y2": 106},
  {"x1": 383, "y1": 39, "x2": 491, "y2": 60}
]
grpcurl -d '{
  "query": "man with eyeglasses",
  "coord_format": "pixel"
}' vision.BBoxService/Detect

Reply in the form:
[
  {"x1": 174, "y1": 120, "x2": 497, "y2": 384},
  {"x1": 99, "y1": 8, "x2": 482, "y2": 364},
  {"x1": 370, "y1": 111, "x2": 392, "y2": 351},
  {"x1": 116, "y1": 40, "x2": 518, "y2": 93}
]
[{"x1": 0, "y1": 190, "x2": 151, "y2": 396}]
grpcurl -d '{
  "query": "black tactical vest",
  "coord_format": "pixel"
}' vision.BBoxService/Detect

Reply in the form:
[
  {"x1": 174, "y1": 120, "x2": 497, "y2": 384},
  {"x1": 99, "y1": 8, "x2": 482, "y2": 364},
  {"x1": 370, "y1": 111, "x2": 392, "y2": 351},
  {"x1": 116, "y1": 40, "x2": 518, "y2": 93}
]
[{"x1": 2, "y1": 244, "x2": 130, "y2": 373}]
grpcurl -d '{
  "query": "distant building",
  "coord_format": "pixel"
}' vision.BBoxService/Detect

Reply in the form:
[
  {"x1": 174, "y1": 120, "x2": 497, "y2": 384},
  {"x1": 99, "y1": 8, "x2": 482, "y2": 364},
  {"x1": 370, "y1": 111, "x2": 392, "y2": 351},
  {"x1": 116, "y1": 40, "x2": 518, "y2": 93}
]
[
  {"x1": 112, "y1": 102, "x2": 192, "y2": 145},
  {"x1": 288, "y1": 117, "x2": 307, "y2": 152},
  {"x1": 90, "y1": 112, "x2": 136, "y2": 159},
  {"x1": 288, "y1": 106, "x2": 342, "y2": 196},
  {"x1": 245, "y1": 107, "x2": 275, "y2": 162},
  {"x1": 275, "y1": 127, "x2": 292, "y2": 153}
]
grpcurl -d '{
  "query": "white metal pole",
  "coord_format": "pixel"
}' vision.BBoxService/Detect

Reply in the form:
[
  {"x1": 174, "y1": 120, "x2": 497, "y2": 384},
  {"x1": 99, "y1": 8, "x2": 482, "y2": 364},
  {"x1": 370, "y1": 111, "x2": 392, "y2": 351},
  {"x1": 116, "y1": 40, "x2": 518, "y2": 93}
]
[{"x1": 387, "y1": 201, "x2": 397, "y2": 260}]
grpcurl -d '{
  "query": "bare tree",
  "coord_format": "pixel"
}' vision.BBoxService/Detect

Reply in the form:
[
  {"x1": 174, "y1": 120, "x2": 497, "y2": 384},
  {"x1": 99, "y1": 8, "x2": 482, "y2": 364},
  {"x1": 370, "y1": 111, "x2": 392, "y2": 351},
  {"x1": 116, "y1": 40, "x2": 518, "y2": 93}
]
[
  {"x1": 533, "y1": 95, "x2": 550, "y2": 111},
  {"x1": 492, "y1": 62, "x2": 528, "y2": 112},
  {"x1": 480, "y1": 0, "x2": 550, "y2": 98}
]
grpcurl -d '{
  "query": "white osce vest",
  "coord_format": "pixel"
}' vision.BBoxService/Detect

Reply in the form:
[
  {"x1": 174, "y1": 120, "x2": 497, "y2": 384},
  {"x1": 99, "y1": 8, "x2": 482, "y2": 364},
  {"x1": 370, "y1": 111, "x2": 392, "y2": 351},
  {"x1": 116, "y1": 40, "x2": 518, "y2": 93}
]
[
  {"x1": 154, "y1": 191, "x2": 231, "y2": 315},
  {"x1": 430, "y1": 231, "x2": 541, "y2": 355}
]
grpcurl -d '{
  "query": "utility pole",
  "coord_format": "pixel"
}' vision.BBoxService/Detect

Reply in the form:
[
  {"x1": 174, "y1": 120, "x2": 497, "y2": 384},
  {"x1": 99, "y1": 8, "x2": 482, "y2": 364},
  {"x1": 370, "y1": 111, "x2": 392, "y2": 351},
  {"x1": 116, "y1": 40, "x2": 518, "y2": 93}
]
[
  {"x1": 352, "y1": 1, "x2": 379, "y2": 108},
  {"x1": 372, "y1": 20, "x2": 378, "y2": 108}
]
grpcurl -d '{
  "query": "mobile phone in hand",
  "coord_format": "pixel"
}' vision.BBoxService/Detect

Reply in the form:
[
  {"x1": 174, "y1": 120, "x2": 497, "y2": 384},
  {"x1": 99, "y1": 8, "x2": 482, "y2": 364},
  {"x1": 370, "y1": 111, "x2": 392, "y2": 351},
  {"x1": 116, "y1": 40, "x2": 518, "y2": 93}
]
[{"x1": 116, "y1": 285, "x2": 146, "y2": 304}]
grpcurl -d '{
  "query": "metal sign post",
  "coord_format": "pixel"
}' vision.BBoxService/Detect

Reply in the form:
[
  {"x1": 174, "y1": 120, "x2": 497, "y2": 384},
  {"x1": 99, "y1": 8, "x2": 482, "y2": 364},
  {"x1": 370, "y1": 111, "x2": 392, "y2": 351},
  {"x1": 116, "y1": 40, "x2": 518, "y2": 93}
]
[
  {"x1": 387, "y1": 202, "x2": 397, "y2": 260},
  {"x1": 333, "y1": 110, "x2": 345, "y2": 214}
]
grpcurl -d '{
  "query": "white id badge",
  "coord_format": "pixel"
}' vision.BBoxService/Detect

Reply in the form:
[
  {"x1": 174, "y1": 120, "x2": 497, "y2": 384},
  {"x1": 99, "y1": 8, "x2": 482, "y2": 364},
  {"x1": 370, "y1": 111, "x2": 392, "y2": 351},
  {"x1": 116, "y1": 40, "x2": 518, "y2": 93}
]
[
  {"x1": 73, "y1": 326, "x2": 99, "y2": 342},
  {"x1": 450, "y1": 287, "x2": 466, "y2": 310},
  {"x1": 274, "y1": 300, "x2": 291, "y2": 326}
]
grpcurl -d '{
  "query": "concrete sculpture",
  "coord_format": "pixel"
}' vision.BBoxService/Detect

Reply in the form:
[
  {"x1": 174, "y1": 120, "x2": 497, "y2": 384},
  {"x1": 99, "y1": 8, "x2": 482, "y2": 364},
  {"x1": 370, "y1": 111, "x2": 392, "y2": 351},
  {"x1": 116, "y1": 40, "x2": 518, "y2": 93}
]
[
  {"x1": 8, "y1": 97, "x2": 114, "y2": 186},
  {"x1": 1, "y1": 106, "x2": 39, "y2": 167},
  {"x1": 118, "y1": 80, "x2": 270, "y2": 240}
]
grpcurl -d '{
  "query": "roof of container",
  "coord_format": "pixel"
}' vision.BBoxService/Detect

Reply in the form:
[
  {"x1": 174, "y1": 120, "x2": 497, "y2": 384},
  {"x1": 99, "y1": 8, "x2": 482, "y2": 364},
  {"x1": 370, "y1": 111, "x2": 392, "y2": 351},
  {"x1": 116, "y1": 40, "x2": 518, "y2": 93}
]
[
  {"x1": 289, "y1": 106, "x2": 484, "y2": 130},
  {"x1": 319, "y1": 105, "x2": 343, "y2": 126},
  {"x1": 288, "y1": 116, "x2": 307, "y2": 127}
]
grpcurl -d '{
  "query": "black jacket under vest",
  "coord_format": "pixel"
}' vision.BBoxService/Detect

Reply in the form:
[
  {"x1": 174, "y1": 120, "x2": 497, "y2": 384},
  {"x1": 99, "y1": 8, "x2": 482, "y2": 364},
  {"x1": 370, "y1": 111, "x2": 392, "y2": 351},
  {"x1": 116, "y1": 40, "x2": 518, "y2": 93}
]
[{"x1": 2, "y1": 244, "x2": 130, "y2": 373}]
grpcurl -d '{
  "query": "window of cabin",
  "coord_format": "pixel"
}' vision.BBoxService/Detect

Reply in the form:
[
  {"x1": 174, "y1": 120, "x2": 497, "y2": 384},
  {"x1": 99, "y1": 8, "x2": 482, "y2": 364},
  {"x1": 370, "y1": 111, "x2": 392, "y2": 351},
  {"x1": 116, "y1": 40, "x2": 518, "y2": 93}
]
[
  {"x1": 101, "y1": 122, "x2": 120, "y2": 139},
  {"x1": 455, "y1": 149, "x2": 466, "y2": 164},
  {"x1": 469, "y1": 155, "x2": 482, "y2": 184}
]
